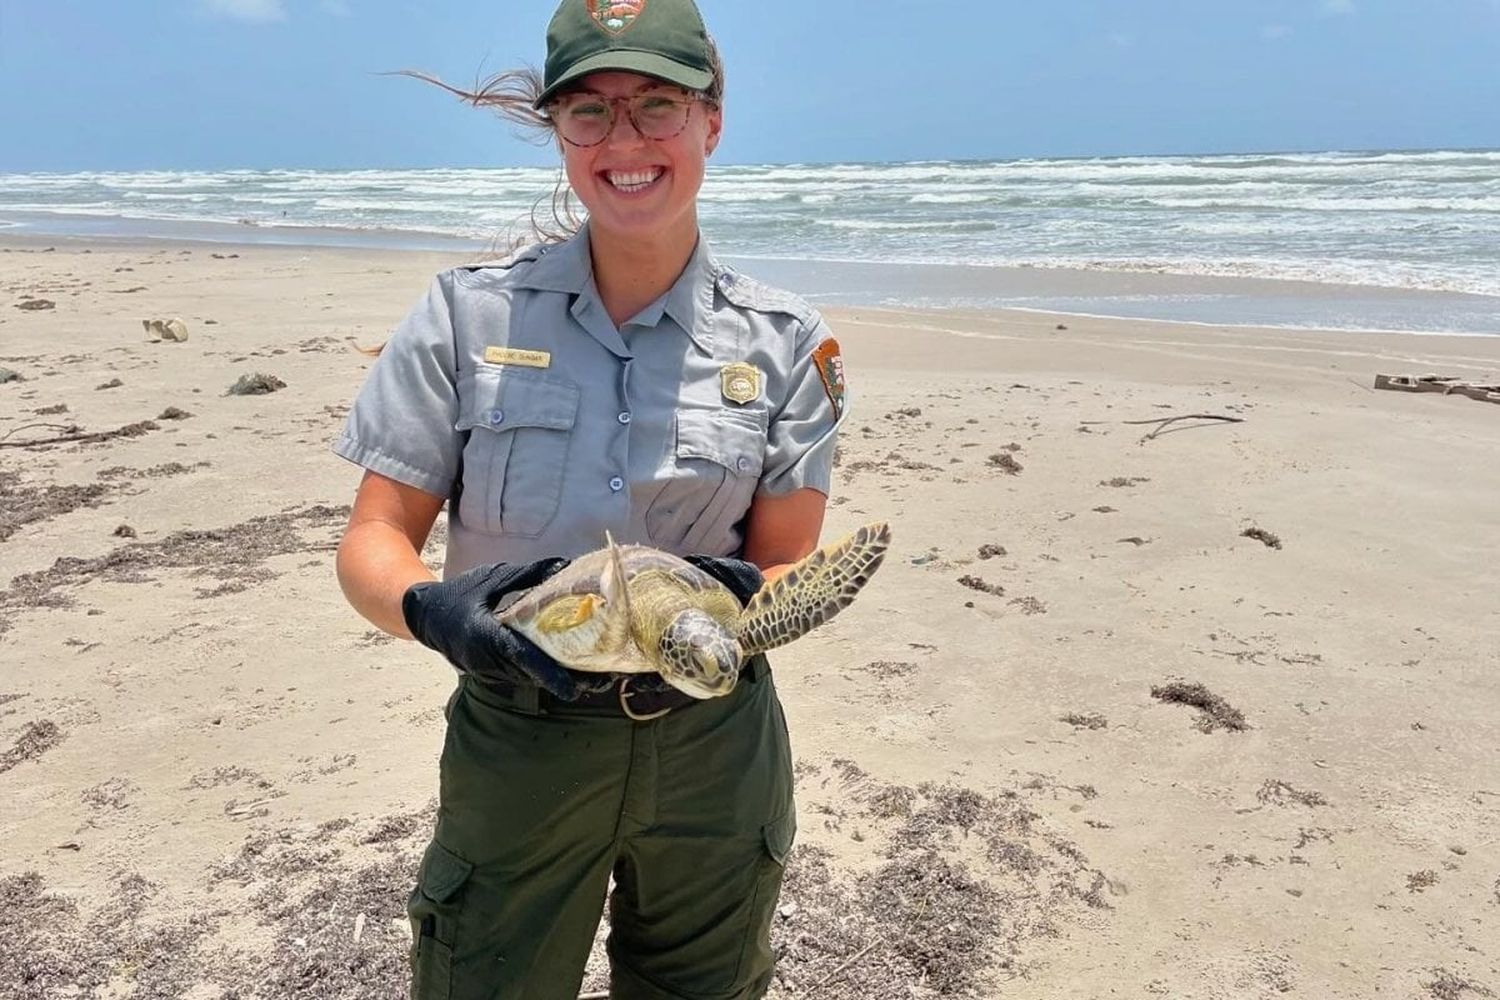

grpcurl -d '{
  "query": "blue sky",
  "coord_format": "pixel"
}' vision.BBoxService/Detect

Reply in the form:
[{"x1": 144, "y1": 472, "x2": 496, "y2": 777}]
[{"x1": 1, "y1": 0, "x2": 1496, "y2": 171}]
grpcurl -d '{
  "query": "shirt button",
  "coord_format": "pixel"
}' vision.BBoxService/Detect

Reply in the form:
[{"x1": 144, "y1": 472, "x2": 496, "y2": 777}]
[
  {"x1": 617, "y1": 411, "x2": 632, "y2": 425},
  {"x1": 487, "y1": 408, "x2": 504, "y2": 426},
  {"x1": 736, "y1": 456, "x2": 751, "y2": 472},
  {"x1": 609, "y1": 476, "x2": 624, "y2": 492}
]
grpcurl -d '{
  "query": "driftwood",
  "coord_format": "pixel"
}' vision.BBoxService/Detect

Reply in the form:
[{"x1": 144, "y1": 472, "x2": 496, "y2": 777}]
[
  {"x1": 1081, "y1": 413, "x2": 1245, "y2": 444},
  {"x1": 0, "y1": 419, "x2": 159, "y2": 449},
  {"x1": 1374, "y1": 373, "x2": 1500, "y2": 405}
]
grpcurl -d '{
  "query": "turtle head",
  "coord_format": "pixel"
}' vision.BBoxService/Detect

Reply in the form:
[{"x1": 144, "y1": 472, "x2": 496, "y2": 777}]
[{"x1": 657, "y1": 608, "x2": 741, "y2": 699}]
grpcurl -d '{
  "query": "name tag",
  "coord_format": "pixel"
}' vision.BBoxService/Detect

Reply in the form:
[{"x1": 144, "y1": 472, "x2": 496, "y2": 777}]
[{"x1": 483, "y1": 346, "x2": 551, "y2": 369}]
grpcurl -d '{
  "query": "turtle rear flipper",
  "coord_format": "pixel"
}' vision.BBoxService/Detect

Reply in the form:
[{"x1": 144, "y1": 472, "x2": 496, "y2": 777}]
[
  {"x1": 737, "y1": 521, "x2": 891, "y2": 656},
  {"x1": 597, "y1": 530, "x2": 636, "y2": 651}
]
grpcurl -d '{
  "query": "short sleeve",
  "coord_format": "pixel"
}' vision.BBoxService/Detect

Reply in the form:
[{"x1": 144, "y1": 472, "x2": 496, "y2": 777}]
[
  {"x1": 758, "y1": 313, "x2": 849, "y2": 497},
  {"x1": 331, "y1": 272, "x2": 463, "y2": 497}
]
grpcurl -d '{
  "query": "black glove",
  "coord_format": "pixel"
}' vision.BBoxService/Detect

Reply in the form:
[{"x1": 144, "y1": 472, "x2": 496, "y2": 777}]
[
  {"x1": 684, "y1": 554, "x2": 764, "y2": 607},
  {"x1": 401, "y1": 559, "x2": 580, "y2": 700}
]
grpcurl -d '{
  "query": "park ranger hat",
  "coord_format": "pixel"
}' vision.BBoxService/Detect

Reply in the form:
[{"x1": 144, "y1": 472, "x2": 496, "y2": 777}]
[{"x1": 535, "y1": 0, "x2": 714, "y2": 108}]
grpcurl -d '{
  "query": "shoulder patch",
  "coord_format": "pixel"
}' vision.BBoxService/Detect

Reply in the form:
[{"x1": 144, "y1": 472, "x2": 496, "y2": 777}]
[{"x1": 812, "y1": 338, "x2": 846, "y2": 418}]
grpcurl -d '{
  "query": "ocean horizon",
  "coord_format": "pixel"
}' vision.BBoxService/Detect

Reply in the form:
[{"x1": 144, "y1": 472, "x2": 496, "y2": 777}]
[{"x1": 3, "y1": 148, "x2": 1499, "y2": 335}]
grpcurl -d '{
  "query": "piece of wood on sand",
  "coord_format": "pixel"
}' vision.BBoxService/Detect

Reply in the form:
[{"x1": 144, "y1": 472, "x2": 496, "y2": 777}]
[{"x1": 1374, "y1": 373, "x2": 1500, "y2": 404}]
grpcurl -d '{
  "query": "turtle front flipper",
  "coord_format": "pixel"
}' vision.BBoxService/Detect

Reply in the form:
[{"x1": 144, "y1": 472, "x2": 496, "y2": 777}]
[{"x1": 737, "y1": 521, "x2": 892, "y2": 656}]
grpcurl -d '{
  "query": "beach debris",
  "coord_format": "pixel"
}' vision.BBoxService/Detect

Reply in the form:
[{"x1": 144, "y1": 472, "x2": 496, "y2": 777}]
[
  {"x1": 1422, "y1": 969, "x2": 1493, "y2": 1000},
  {"x1": 33, "y1": 402, "x2": 66, "y2": 414},
  {"x1": 1008, "y1": 595, "x2": 1048, "y2": 615},
  {"x1": 1374, "y1": 372, "x2": 1500, "y2": 405},
  {"x1": 1100, "y1": 476, "x2": 1150, "y2": 488},
  {"x1": 157, "y1": 406, "x2": 193, "y2": 420},
  {"x1": 0, "y1": 418, "x2": 158, "y2": 450},
  {"x1": 1081, "y1": 413, "x2": 1244, "y2": 443},
  {"x1": 142, "y1": 317, "x2": 189, "y2": 342},
  {"x1": 1241, "y1": 526, "x2": 1283, "y2": 550},
  {"x1": 0, "y1": 720, "x2": 65, "y2": 773},
  {"x1": 1150, "y1": 681, "x2": 1248, "y2": 733},
  {"x1": 1117, "y1": 536, "x2": 1151, "y2": 546},
  {"x1": 15, "y1": 297, "x2": 55, "y2": 311},
  {"x1": 977, "y1": 542, "x2": 1007, "y2": 559},
  {"x1": 228, "y1": 372, "x2": 286, "y2": 395},
  {"x1": 1257, "y1": 780, "x2": 1328, "y2": 808},
  {"x1": 956, "y1": 574, "x2": 1004, "y2": 596},
  {"x1": 95, "y1": 378, "x2": 124, "y2": 390},
  {"x1": 1060, "y1": 712, "x2": 1108, "y2": 730},
  {"x1": 0, "y1": 469, "x2": 114, "y2": 543},
  {"x1": 113, "y1": 525, "x2": 136, "y2": 538},
  {"x1": 0, "y1": 368, "x2": 23, "y2": 384},
  {"x1": 987, "y1": 452, "x2": 1023, "y2": 474}
]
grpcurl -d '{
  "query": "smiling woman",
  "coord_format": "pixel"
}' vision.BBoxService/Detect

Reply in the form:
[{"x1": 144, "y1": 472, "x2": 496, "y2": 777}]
[
  {"x1": 332, "y1": 1, "x2": 851, "y2": 998},
  {"x1": 395, "y1": 27, "x2": 725, "y2": 250}
]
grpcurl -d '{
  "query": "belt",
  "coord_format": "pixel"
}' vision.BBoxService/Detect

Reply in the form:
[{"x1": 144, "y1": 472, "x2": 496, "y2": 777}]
[{"x1": 466, "y1": 656, "x2": 769, "y2": 721}]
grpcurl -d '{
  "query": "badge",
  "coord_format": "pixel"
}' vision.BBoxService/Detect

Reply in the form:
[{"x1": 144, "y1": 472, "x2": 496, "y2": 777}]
[
  {"x1": 588, "y1": 0, "x2": 645, "y2": 34},
  {"x1": 483, "y1": 346, "x2": 551, "y2": 369},
  {"x1": 720, "y1": 362, "x2": 761, "y2": 405},
  {"x1": 812, "y1": 338, "x2": 845, "y2": 417}
]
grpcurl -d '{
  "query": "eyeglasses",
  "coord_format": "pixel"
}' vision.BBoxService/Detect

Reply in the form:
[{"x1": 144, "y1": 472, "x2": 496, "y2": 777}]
[{"x1": 547, "y1": 90, "x2": 703, "y2": 147}]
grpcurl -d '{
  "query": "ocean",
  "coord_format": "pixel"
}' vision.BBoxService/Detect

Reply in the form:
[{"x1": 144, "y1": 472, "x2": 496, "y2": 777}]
[{"x1": 3, "y1": 149, "x2": 1498, "y2": 334}]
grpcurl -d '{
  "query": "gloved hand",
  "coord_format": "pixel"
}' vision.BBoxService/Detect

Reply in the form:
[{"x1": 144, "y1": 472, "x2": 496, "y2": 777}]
[
  {"x1": 684, "y1": 554, "x2": 764, "y2": 607},
  {"x1": 401, "y1": 559, "x2": 580, "y2": 700}
]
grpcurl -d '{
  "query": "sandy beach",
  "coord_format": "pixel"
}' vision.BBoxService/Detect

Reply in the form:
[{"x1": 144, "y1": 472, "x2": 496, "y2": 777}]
[{"x1": 2, "y1": 234, "x2": 1497, "y2": 999}]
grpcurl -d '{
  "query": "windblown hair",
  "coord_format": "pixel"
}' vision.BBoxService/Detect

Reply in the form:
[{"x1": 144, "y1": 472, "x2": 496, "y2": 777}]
[
  {"x1": 392, "y1": 37, "x2": 725, "y2": 251},
  {"x1": 355, "y1": 42, "x2": 725, "y2": 357}
]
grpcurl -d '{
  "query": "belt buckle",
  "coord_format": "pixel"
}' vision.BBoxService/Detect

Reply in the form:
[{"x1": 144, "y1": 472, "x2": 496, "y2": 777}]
[{"x1": 617, "y1": 675, "x2": 675, "y2": 722}]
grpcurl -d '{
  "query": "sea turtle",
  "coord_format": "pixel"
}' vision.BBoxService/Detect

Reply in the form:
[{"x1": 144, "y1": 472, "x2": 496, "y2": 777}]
[{"x1": 498, "y1": 521, "x2": 891, "y2": 712}]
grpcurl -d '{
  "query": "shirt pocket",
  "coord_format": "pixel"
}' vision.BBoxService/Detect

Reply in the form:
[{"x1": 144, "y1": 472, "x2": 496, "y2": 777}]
[
  {"x1": 646, "y1": 407, "x2": 767, "y2": 553},
  {"x1": 454, "y1": 367, "x2": 580, "y2": 538}
]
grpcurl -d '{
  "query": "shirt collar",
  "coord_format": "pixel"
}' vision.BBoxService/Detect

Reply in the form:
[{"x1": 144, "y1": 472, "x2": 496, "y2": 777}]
[
  {"x1": 516, "y1": 223, "x2": 717, "y2": 356},
  {"x1": 632, "y1": 235, "x2": 715, "y2": 355}
]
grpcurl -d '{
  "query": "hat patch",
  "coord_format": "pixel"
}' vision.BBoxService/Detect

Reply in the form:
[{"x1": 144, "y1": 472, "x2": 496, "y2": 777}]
[{"x1": 588, "y1": 0, "x2": 646, "y2": 34}]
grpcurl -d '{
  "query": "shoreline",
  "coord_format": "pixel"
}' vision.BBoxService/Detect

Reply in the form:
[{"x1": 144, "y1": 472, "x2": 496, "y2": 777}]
[{"x1": 3, "y1": 224, "x2": 1498, "y2": 337}]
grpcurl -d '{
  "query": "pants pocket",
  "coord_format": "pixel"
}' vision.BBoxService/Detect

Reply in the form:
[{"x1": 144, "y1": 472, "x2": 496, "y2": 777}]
[
  {"x1": 408, "y1": 839, "x2": 476, "y2": 1000},
  {"x1": 728, "y1": 811, "x2": 797, "y2": 991}
]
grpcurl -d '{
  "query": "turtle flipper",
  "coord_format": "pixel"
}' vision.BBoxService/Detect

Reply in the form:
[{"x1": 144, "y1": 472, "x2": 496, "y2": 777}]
[
  {"x1": 737, "y1": 521, "x2": 891, "y2": 656},
  {"x1": 597, "y1": 531, "x2": 636, "y2": 651}
]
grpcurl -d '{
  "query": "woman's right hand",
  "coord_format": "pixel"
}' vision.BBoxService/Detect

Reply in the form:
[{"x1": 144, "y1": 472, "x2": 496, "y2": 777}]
[{"x1": 401, "y1": 559, "x2": 581, "y2": 700}]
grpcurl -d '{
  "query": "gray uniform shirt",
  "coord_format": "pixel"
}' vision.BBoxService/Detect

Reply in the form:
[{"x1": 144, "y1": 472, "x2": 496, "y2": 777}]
[{"x1": 333, "y1": 225, "x2": 847, "y2": 577}]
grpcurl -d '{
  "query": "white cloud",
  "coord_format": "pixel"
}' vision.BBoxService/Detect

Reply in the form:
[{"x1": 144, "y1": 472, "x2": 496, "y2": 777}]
[
  {"x1": 1260, "y1": 23, "x2": 1294, "y2": 39},
  {"x1": 201, "y1": 0, "x2": 287, "y2": 22},
  {"x1": 1321, "y1": 0, "x2": 1357, "y2": 15}
]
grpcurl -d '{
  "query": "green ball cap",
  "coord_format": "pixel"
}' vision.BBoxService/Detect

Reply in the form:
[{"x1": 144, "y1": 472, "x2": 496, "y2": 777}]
[{"x1": 535, "y1": 0, "x2": 714, "y2": 108}]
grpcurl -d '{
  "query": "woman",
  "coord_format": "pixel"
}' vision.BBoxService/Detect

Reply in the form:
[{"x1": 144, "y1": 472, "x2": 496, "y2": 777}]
[{"x1": 333, "y1": 1, "x2": 848, "y2": 997}]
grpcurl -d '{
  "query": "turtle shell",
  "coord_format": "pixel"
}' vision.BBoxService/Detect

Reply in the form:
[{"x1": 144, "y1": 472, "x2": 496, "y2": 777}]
[{"x1": 498, "y1": 544, "x2": 736, "y2": 674}]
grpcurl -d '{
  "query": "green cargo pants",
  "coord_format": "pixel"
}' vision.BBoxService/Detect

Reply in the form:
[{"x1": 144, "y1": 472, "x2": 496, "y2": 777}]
[{"x1": 407, "y1": 657, "x2": 796, "y2": 1000}]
